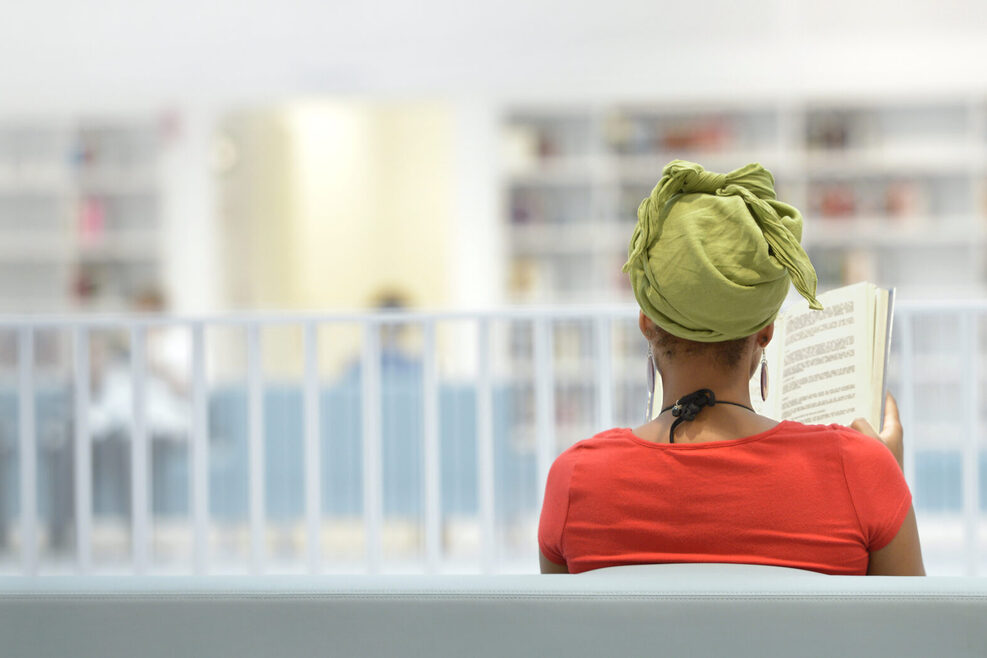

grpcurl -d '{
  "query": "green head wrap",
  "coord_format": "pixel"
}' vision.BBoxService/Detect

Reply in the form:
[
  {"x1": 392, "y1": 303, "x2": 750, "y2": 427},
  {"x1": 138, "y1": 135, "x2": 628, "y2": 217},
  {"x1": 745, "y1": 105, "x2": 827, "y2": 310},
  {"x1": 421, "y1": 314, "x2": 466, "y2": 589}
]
[{"x1": 623, "y1": 160, "x2": 822, "y2": 342}]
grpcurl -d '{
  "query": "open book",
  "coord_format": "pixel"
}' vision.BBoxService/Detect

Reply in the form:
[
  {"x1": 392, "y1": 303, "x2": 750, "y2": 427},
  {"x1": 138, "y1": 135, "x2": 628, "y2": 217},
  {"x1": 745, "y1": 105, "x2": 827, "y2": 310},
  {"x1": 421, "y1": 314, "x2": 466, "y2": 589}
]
[{"x1": 651, "y1": 282, "x2": 894, "y2": 430}]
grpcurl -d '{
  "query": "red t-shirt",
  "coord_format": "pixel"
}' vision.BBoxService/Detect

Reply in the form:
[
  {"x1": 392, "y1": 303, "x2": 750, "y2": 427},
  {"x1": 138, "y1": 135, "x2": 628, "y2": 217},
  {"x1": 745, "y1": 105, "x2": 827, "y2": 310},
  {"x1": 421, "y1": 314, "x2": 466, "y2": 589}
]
[{"x1": 538, "y1": 421, "x2": 911, "y2": 575}]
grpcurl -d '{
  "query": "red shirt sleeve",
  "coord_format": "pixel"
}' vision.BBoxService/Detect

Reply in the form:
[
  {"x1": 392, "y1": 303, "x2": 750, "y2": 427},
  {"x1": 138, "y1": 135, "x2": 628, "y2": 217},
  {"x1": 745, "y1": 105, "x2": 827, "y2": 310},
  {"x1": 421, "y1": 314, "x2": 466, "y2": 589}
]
[
  {"x1": 838, "y1": 427, "x2": 912, "y2": 552},
  {"x1": 538, "y1": 446, "x2": 579, "y2": 565}
]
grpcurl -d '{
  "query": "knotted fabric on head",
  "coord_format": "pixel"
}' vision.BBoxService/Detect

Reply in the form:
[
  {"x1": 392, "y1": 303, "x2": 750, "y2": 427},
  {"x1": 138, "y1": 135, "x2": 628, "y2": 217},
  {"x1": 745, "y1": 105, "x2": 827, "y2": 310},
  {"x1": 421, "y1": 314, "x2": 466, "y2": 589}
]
[{"x1": 623, "y1": 160, "x2": 822, "y2": 342}]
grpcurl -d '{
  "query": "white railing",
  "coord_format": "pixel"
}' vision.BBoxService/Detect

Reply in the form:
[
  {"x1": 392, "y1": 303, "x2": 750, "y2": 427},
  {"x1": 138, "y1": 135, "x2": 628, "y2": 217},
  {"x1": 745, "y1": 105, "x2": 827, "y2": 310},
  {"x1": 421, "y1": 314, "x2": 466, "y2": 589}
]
[{"x1": 0, "y1": 302, "x2": 984, "y2": 576}]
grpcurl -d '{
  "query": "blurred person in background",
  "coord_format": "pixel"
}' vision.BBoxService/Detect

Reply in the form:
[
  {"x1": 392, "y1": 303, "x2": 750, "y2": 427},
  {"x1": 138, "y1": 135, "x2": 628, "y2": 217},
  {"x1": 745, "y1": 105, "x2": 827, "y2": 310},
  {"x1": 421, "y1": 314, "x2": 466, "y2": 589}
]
[
  {"x1": 538, "y1": 161, "x2": 924, "y2": 576},
  {"x1": 87, "y1": 289, "x2": 189, "y2": 524}
]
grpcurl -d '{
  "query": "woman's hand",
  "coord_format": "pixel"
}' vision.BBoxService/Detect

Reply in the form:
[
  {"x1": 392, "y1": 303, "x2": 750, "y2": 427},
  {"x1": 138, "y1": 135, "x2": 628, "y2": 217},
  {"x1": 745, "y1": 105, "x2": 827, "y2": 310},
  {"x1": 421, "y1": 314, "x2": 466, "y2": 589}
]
[{"x1": 851, "y1": 392, "x2": 904, "y2": 471}]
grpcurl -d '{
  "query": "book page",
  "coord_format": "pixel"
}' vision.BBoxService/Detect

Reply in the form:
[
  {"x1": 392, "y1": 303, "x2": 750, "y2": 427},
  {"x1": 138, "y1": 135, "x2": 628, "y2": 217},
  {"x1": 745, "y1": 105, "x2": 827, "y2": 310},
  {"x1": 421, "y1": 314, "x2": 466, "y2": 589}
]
[{"x1": 770, "y1": 282, "x2": 875, "y2": 427}]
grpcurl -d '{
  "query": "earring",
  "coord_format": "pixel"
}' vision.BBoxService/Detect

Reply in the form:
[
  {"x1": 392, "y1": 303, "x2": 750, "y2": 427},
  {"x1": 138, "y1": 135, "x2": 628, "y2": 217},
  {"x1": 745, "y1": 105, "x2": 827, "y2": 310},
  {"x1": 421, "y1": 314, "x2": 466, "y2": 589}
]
[
  {"x1": 646, "y1": 347, "x2": 657, "y2": 421},
  {"x1": 759, "y1": 348, "x2": 769, "y2": 402}
]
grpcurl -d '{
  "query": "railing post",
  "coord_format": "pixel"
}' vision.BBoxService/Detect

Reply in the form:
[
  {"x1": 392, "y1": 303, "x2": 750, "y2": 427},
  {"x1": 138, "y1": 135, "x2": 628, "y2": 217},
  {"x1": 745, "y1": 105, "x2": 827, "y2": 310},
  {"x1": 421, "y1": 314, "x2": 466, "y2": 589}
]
[
  {"x1": 960, "y1": 312, "x2": 980, "y2": 576},
  {"x1": 17, "y1": 327, "x2": 37, "y2": 575},
  {"x1": 476, "y1": 318, "x2": 495, "y2": 574},
  {"x1": 130, "y1": 325, "x2": 150, "y2": 574},
  {"x1": 190, "y1": 322, "x2": 209, "y2": 574},
  {"x1": 73, "y1": 327, "x2": 92, "y2": 573},
  {"x1": 303, "y1": 322, "x2": 321, "y2": 574},
  {"x1": 246, "y1": 325, "x2": 265, "y2": 574},
  {"x1": 593, "y1": 317, "x2": 614, "y2": 437},
  {"x1": 897, "y1": 311, "x2": 917, "y2": 492},
  {"x1": 361, "y1": 320, "x2": 383, "y2": 573},
  {"x1": 534, "y1": 319, "x2": 556, "y2": 501},
  {"x1": 422, "y1": 319, "x2": 441, "y2": 573}
]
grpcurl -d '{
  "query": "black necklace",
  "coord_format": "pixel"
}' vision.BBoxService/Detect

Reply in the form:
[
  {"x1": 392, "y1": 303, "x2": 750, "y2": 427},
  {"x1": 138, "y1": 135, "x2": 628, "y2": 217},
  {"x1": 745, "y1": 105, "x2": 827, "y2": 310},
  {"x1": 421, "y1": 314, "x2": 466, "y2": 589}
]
[{"x1": 659, "y1": 388, "x2": 755, "y2": 444}]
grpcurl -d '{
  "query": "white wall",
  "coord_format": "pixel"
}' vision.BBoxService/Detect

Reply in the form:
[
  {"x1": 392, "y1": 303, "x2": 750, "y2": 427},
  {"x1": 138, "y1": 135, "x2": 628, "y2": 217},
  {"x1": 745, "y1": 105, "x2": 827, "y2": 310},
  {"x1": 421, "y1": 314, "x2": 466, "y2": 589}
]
[
  {"x1": 452, "y1": 102, "x2": 502, "y2": 310},
  {"x1": 159, "y1": 107, "x2": 222, "y2": 313},
  {"x1": 2, "y1": 0, "x2": 986, "y2": 111}
]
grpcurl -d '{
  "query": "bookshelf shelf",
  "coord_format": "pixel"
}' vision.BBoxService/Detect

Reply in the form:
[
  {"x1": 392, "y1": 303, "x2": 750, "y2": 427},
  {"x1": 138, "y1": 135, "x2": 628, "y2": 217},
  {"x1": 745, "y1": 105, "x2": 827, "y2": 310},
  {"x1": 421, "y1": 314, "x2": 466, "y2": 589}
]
[{"x1": 804, "y1": 216, "x2": 984, "y2": 248}]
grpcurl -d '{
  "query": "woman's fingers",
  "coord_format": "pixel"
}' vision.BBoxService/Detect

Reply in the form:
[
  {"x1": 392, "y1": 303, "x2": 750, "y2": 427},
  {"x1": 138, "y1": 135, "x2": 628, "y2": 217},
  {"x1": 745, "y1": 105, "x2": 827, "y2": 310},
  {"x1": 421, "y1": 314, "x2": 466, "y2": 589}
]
[
  {"x1": 880, "y1": 392, "x2": 904, "y2": 470},
  {"x1": 849, "y1": 393, "x2": 904, "y2": 471},
  {"x1": 850, "y1": 417, "x2": 877, "y2": 438},
  {"x1": 883, "y1": 392, "x2": 901, "y2": 433}
]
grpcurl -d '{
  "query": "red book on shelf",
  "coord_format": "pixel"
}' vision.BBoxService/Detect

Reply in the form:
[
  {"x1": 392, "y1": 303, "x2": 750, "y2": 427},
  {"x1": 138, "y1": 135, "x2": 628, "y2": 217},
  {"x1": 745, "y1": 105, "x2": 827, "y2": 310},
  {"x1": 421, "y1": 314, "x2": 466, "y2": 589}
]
[{"x1": 79, "y1": 197, "x2": 105, "y2": 245}]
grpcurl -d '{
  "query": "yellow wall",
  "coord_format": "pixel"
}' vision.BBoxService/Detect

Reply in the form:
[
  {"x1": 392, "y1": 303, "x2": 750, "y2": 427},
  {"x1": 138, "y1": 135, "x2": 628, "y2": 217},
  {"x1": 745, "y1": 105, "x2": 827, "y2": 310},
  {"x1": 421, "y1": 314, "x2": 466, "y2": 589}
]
[
  {"x1": 288, "y1": 101, "x2": 453, "y2": 311},
  {"x1": 216, "y1": 110, "x2": 297, "y2": 310},
  {"x1": 216, "y1": 101, "x2": 455, "y2": 378}
]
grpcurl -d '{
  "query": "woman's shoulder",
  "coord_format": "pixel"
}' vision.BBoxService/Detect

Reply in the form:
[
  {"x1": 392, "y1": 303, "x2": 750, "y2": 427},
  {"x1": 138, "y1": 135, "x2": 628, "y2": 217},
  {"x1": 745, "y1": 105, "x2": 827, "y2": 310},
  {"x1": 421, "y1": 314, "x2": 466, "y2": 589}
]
[
  {"x1": 777, "y1": 420, "x2": 892, "y2": 457},
  {"x1": 553, "y1": 428, "x2": 638, "y2": 460},
  {"x1": 577, "y1": 427, "x2": 639, "y2": 448},
  {"x1": 774, "y1": 419, "x2": 857, "y2": 437}
]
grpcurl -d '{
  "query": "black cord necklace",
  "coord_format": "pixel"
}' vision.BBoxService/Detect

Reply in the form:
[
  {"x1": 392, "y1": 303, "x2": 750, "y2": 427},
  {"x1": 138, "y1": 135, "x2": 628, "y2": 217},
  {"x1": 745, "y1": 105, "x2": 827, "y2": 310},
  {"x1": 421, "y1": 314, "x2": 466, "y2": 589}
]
[{"x1": 659, "y1": 388, "x2": 755, "y2": 444}]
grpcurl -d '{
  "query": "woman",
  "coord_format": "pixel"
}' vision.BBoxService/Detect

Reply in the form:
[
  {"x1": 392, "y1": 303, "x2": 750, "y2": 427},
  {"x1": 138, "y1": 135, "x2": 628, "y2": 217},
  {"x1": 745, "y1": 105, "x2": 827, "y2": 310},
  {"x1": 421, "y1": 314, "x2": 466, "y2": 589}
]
[{"x1": 538, "y1": 161, "x2": 924, "y2": 576}]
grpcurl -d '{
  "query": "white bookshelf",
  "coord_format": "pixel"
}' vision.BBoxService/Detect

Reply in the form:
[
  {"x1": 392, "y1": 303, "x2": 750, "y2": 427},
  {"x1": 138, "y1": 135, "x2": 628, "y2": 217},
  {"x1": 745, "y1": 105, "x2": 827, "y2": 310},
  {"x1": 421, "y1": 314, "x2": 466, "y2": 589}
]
[
  {"x1": 499, "y1": 98, "x2": 987, "y2": 433},
  {"x1": 501, "y1": 98, "x2": 987, "y2": 304},
  {"x1": 0, "y1": 118, "x2": 163, "y2": 313}
]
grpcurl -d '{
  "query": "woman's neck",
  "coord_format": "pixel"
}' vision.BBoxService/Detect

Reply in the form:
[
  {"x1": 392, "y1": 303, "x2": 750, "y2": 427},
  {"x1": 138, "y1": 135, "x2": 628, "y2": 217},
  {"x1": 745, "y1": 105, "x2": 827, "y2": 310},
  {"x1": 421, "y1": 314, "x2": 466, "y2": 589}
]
[
  {"x1": 634, "y1": 359, "x2": 776, "y2": 445},
  {"x1": 658, "y1": 362, "x2": 753, "y2": 410}
]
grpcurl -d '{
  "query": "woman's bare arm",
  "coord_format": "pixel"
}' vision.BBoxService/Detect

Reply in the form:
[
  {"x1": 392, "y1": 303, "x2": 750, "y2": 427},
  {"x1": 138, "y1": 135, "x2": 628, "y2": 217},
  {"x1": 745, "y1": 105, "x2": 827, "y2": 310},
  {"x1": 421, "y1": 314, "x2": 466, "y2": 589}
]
[
  {"x1": 867, "y1": 505, "x2": 925, "y2": 575},
  {"x1": 853, "y1": 393, "x2": 924, "y2": 575},
  {"x1": 851, "y1": 393, "x2": 904, "y2": 470},
  {"x1": 540, "y1": 550, "x2": 569, "y2": 574}
]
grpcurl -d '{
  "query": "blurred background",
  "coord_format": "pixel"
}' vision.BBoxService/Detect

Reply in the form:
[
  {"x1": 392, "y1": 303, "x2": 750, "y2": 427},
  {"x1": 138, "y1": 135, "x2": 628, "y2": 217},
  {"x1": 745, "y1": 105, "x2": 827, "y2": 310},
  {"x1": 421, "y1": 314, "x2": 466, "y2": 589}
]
[{"x1": 1, "y1": 0, "x2": 986, "y2": 575}]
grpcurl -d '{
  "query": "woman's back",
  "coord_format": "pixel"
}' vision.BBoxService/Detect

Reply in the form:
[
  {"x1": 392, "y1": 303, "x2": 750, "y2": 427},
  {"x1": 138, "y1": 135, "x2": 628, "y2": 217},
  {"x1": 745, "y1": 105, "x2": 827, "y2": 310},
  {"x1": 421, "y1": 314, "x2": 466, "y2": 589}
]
[{"x1": 538, "y1": 421, "x2": 910, "y2": 575}]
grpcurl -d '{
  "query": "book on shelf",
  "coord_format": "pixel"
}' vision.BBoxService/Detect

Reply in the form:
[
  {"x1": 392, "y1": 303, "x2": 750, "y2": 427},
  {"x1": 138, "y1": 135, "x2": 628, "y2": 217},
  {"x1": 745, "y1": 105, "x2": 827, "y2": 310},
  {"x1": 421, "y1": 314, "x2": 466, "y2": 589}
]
[{"x1": 650, "y1": 282, "x2": 894, "y2": 431}]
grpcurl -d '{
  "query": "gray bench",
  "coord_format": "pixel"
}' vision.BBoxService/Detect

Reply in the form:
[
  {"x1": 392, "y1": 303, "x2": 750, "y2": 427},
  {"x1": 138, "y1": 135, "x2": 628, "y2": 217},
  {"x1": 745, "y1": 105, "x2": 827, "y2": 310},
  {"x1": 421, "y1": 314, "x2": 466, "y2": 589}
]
[{"x1": 2, "y1": 565, "x2": 985, "y2": 657}]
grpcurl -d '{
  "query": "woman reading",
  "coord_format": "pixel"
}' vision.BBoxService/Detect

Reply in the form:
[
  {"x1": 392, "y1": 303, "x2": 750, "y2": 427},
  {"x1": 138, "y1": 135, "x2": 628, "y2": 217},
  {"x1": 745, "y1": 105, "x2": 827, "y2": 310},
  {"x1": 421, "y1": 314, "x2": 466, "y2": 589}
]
[{"x1": 538, "y1": 161, "x2": 924, "y2": 576}]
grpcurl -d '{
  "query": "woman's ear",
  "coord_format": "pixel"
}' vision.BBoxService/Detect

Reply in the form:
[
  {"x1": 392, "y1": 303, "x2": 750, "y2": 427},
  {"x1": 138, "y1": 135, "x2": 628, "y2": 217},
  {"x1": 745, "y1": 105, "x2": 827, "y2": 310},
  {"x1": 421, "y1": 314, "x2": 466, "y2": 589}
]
[
  {"x1": 639, "y1": 311, "x2": 656, "y2": 340},
  {"x1": 757, "y1": 322, "x2": 775, "y2": 348},
  {"x1": 747, "y1": 323, "x2": 775, "y2": 380}
]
